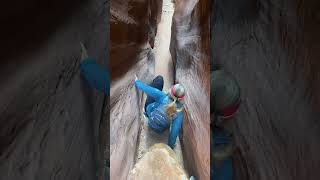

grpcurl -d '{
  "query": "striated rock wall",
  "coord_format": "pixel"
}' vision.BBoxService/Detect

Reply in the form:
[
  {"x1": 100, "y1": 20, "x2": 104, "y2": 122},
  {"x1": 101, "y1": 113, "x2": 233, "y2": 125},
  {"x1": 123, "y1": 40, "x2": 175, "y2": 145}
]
[
  {"x1": 110, "y1": 0, "x2": 162, "y2": 179},
  {"x1": 0, "y1": 0, "x2": 108, "y2": 180},
  {"x1": 170, "y1": 0, "x2": 211, "y2": 179},
  {"x1": 212, "y1": 0, "x2": 320, "y2": 179},
  {"x1": 110, "y1": 0, "x2": 162, "y2": 80}
]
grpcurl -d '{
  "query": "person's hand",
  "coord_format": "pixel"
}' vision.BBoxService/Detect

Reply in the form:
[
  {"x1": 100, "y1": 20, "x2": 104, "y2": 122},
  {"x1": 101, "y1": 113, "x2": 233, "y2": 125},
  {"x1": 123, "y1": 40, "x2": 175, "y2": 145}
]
[
  {"x1": 80, "y1": 42, "x2": 88, "y2": 61},
  {"x1": 134, "y1": 75, "x2": 139, "y2": 88}
]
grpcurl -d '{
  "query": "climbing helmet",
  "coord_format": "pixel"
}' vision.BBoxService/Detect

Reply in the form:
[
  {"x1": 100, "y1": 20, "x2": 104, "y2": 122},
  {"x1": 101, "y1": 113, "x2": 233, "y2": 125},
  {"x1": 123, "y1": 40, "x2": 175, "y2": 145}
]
[{"x1": 170, "y1": 84, "x2": 185, "y2": 100}]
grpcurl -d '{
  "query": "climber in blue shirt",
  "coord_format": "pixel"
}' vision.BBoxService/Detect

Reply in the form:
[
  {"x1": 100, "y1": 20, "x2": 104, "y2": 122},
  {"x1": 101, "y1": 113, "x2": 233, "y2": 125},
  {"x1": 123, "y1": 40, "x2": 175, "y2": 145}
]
[
  {"x1": 211, "y1": 68, "x2": 241, "y2": 180},
  {"x1": 134, "y1": 75, "x2": 185, "y2": 149},
  {"x1": 79, "y1": 43, "x2": 109, "y2": 95}
]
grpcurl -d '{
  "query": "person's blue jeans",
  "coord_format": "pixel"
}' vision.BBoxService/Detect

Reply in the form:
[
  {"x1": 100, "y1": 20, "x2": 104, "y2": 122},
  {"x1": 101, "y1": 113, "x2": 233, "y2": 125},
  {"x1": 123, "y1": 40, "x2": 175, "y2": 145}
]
[{"x1": 80, "y1": 58, "x2": 109, "y2": 95}]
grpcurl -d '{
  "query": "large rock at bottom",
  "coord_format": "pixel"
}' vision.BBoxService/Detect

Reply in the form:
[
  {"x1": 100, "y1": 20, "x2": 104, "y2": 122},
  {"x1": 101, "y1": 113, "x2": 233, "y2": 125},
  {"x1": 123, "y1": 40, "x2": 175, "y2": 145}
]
[{"x1": 128, "y1": 143, "x2": 188, "y2": 180}]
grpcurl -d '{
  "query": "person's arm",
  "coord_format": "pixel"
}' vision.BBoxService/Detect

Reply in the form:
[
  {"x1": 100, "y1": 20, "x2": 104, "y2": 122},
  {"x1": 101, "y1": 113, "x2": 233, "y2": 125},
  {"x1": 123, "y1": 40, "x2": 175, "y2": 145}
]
[
  {"x1": 168, "y1": 112, "x2": 183, "y2": 149},
  {"x1": 135, "y1": 80, "x2": 166, "y2": 101},
  {"x1": 80, "y1": 58, "x2": 109, "y2": 95}
]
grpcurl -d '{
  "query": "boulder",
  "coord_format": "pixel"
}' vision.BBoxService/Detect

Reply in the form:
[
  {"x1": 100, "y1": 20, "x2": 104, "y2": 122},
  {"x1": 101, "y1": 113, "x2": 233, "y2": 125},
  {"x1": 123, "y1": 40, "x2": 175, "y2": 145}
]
[{"x1": 128, "y1": 143, "x2": 188, "y2": 180}]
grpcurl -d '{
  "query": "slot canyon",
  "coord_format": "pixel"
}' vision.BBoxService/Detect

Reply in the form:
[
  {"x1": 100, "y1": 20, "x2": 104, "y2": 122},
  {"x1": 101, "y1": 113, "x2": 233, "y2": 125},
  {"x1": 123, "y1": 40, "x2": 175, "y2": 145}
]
[{"x1": 110, "y1": 0, "x2": 210, "y2": 179}]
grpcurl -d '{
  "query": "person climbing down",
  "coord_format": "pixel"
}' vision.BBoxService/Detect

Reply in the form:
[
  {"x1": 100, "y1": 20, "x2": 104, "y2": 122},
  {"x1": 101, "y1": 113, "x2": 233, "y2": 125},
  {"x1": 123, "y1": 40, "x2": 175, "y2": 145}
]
[
  {"x1": 134, "y1": 75, "x2": 185, "y2": 149},
  {"x1": 79, "y1": 42, "x2": 109, "y2": 95},
  {"x1": 211, "y1": 69, "x2": 241, "y2": 180}
]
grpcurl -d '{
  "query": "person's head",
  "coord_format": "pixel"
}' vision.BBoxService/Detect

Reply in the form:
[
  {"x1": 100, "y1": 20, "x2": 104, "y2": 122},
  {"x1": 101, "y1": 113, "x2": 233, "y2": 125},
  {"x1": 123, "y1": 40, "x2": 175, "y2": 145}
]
[
  {"x1": 211, "y1": 70, "x2": 241, "y2": 121},
  {"x1": 166, "y1": 84, "x2": 185, "y2": 119},
  {"x1": 169, "y1": 84, "x2": 185, "y2": 100}
]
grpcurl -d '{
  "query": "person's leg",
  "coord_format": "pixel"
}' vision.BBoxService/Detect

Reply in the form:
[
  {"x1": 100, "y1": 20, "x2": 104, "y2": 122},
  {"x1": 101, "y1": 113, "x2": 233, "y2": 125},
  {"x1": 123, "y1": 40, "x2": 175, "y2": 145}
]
[{"x1": 144, "y1": 75, "x2": 164, "y2": 111}]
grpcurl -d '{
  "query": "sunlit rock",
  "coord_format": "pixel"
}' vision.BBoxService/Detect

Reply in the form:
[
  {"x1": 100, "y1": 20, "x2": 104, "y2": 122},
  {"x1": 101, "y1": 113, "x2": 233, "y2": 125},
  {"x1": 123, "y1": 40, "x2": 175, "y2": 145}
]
[{"x1": 128, "y1": 143, "x2": 188, "y2": 180}]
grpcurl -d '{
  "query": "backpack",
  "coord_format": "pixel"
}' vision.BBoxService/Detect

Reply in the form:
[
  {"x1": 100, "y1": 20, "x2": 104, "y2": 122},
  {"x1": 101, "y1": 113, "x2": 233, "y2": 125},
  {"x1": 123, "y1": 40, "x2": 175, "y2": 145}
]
[{"x1": 148, "y1": 107, "x2": 170, "y2": 133}]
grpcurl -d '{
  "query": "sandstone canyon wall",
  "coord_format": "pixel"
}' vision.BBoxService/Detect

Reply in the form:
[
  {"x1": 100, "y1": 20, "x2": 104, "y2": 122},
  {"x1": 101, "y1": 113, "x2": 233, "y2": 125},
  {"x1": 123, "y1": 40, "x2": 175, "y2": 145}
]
[
  {"x1": 0, "y1": 0, "x2": 108, "y2": 180},
  {"x1": 212, "y1": 0, "x2": 320, "y2": 179},
  {"x1": 171, "y1": 0, "x2": 211, "y2": 179},
  {"x1": 110, "y1": 0, "x2": 162, "y2": 179}
]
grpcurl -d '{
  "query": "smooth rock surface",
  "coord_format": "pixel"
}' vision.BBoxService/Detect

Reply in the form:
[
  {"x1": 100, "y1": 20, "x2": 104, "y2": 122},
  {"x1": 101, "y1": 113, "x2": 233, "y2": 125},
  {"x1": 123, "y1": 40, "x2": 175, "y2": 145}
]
[{"x1": 129, "y1": 143, "x2": 188, "y2": 180}]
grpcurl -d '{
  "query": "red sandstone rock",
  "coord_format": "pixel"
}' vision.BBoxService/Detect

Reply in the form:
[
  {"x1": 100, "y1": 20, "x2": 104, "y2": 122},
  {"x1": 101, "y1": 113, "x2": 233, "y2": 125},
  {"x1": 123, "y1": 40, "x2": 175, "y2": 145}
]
[
  {"x1": 110, "y1": 0, "x2": 162, "y2": 179},
  {"x1": 170, "y1": 0, "x2": 211, "y2": 179}
]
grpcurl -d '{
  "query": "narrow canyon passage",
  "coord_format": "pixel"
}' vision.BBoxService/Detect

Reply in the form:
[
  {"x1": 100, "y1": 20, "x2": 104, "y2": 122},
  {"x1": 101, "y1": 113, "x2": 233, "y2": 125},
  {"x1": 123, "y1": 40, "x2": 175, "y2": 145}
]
[
  {"x1": 110, "y1": 0, "x2": 210, "y2": 179},
  {"x1": 135, "y1": 0, "x2": 185, "y2": 169}
]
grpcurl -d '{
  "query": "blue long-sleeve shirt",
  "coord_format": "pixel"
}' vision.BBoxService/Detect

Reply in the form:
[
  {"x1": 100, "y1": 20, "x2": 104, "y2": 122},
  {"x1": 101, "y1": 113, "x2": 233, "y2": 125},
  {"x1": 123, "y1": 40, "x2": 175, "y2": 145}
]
[
  {"x1": 135, "y1": 80, "x2": 183, "y2": 149},
  {"x1": 80, "y1": 58, "x2": 109, "y2": 95}
]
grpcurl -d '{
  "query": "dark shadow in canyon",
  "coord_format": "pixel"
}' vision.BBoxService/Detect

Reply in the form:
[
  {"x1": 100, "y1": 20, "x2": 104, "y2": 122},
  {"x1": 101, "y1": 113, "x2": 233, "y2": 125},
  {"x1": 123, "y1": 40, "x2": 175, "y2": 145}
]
[{"x1": 0, "y1": 1, "x2": 108, "y2": 180}]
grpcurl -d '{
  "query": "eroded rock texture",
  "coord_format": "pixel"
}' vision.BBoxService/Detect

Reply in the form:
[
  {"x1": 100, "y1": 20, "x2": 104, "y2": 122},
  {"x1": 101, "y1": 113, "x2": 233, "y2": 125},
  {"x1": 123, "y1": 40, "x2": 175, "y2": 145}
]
[
  {"x1": 170, "y1": 0, "x2": 211, "y2": 179},
  {"x1": 110, "y1": 0, "x2": 162, "y2": 80},
  {"x1": 0, "y1": 0, "x2": 108, "y2": 180},
  {"x1": 212, "y1": 0, "x2": 320, "y2": 179},
  {"x1": 110, "y1": 0, "x2": 162, "y2": 179}
]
